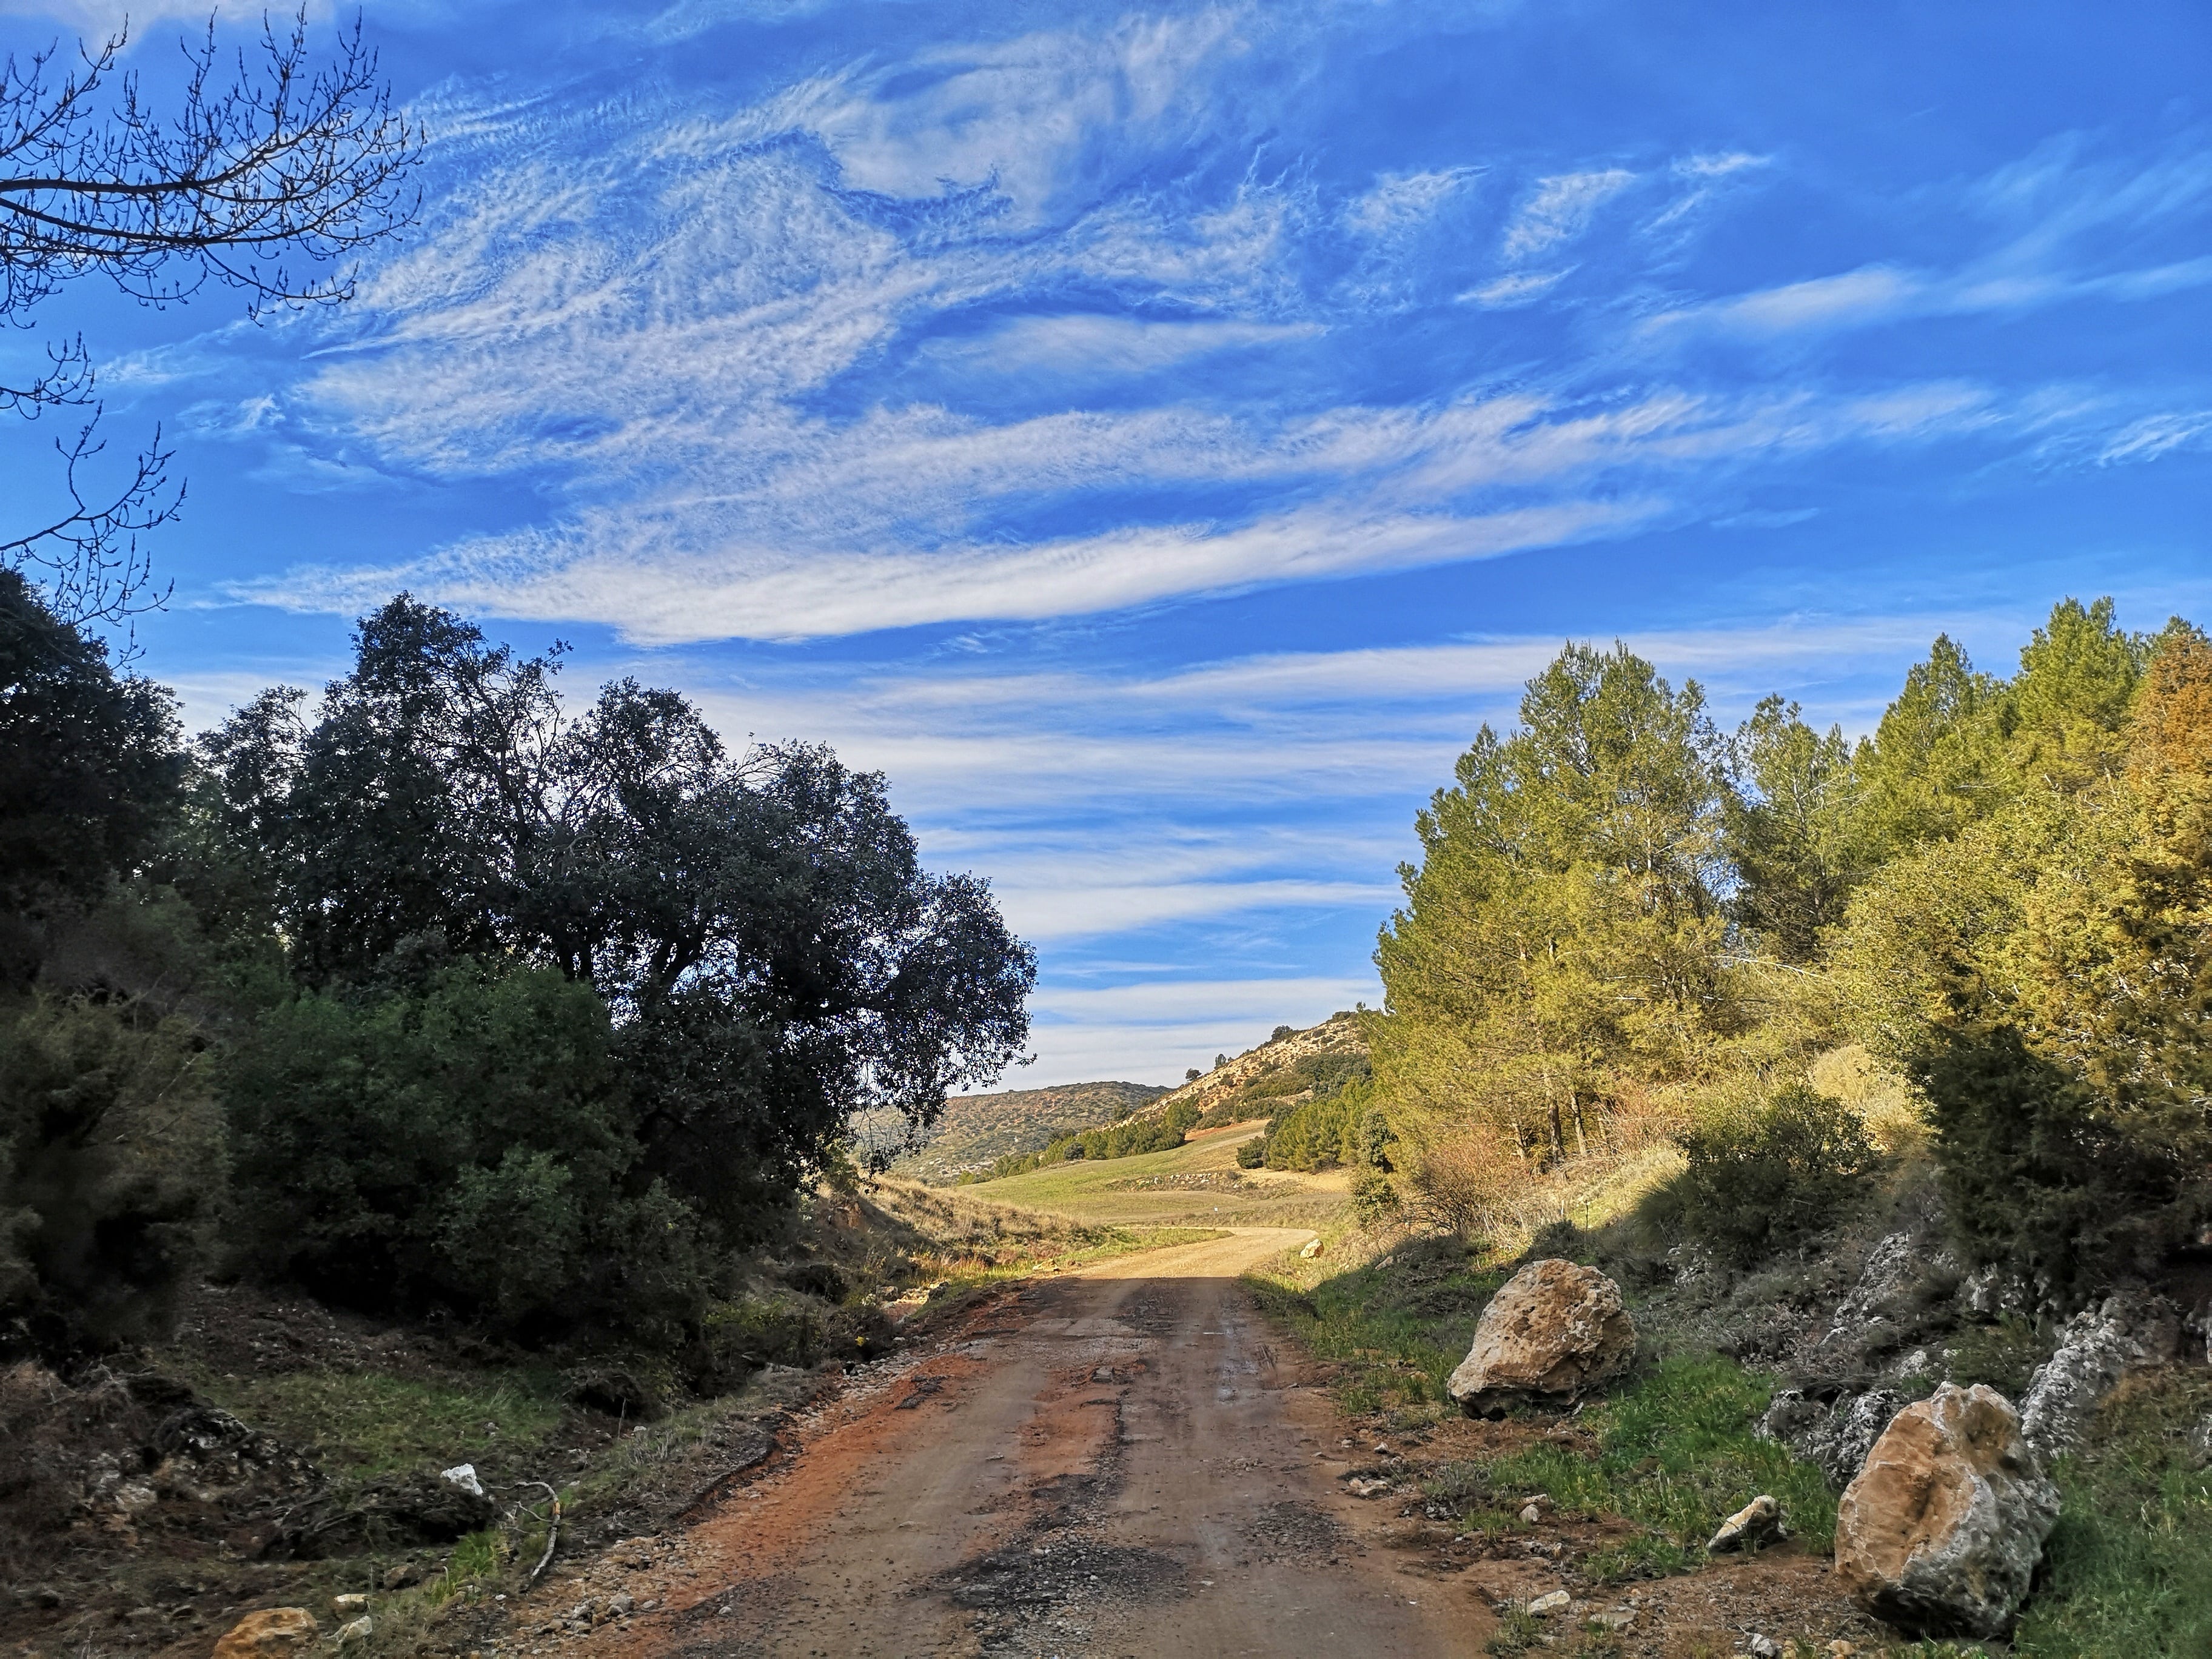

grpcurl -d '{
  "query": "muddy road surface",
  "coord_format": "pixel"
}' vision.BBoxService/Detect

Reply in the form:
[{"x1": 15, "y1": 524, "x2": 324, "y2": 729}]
[{"x1": 574, "y1": 1229, "x2": 1493, "y2": 1658}]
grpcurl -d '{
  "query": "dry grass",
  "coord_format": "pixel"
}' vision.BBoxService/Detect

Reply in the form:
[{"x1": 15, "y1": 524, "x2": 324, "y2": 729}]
[
  {"x1": 1808, "y1": 1042, "x2": 1930, "y2": 1155},
  {"x1": 1403, "y1": 1110, "x2": 1686, "y2": 1261}
]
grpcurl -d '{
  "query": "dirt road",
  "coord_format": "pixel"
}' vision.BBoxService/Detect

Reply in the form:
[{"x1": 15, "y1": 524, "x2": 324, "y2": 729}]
[{"x1": 573, "y1": 1228, "x2": 1493, "y2": 1658}]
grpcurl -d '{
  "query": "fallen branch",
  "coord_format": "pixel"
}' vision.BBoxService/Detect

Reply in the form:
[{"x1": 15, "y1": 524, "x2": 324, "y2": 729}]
[{"x1": 520, "y1": 1481, "x2": 561, "y2": 1589}]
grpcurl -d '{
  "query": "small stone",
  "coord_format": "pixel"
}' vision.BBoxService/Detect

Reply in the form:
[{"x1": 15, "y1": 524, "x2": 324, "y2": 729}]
[
  {"x1": 334, "y1": 1615, "x2": 373, "y2": 1645},
  {"x1": 1748, "y1": 1637, "x2": 1782, "y2": 1659},
  {"x1": 1519, "y1": 1503, "x2": 1542, "y2": 1524},
  {"x1": 211, "y1": 1608, "x2": 319, "y2": 1659},
  {"x1": 382, "y1": 1563, "x2": 422, "y2": 1590},
  {"x1": 607, "y1": 1593, "x2": 635, "y2": 1617},
  {"x1": 439, "y1": 1463, "x2": 487, "y2": 1499},
  {"x1": 1825, "y1": 1643, "x2": 1857, "y2": 1658},
  {"x1": 1527, "y1": 1589, "x2": 1571, "y2": 1617},
  {"x1": 1299, "y1": 1238, "x2": 1324, "y2": 1259},
  {"x1": 1707, "y1": 1493, "x2": 1786, "y2": 1553},
  {"x1": 332, "y1": 1595, "x2": 369, "y2": 1618},
  {"x1": 2191, "y1": 1413, "x2": 2212, "y2": 1468},
  {"x1": 1344, "y1": 1476, "x2": 1392, "y2": 1498}
]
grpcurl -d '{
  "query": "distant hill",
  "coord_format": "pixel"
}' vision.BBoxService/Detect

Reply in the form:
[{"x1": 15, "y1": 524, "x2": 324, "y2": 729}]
[
  {"x1": 1125, "y1": 1012, "x2": 1369, "y2": 1129},
  {"x1": 885, "y1": 1080, "x2": 1170, "y2": 1184}
]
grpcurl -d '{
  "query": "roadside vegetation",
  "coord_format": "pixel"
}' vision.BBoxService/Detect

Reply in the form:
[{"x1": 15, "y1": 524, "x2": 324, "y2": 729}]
[
  {"x1": 1238, "y1": 596, "x2": 2212, "y2": 1657},
  {"x1": 1359, "y1": 598, "x2": 2212, "y2": 1309},
  {"x1": 2, "y1": 582, "x2": 1036, "y2": 1362},
  {"x1": 0, "y1": 571, "x2": 1049, "y2": 1651}
]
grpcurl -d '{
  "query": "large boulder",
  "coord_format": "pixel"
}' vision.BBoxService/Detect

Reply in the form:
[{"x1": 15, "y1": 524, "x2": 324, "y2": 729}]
[
  {"x1": 1834, "y1": 1384, "x2": 2059, "y2": 1638},
  {"x1": 1446, "y1": 1259, "x2": 1635, "y2": 1416}
]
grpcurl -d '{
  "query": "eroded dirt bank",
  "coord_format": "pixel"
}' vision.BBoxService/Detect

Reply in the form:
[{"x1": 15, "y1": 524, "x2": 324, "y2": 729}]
[{"x1": 549, "y1": 1228, "x2": 1493, "y2": 1658}]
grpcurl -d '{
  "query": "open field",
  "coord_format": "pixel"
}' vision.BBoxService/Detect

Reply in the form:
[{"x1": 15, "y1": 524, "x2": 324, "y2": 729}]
[{"x1": 951, "y1": 1120, "x2": 1353, "y2": 1228}]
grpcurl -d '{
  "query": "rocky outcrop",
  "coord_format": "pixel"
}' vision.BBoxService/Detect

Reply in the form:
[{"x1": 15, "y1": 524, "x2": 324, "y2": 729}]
[
  {"x1": 2019, "y1": 1290, "x2": 2180, "y2": 1459},
  {"x1": 1759, "y1": 1386, "x2": 1905, "y2": 1487},
  {"x1": 1834, "y1": 1384, "x2": 2059, "y2": 1638},
  {"x1": 1446, "y1": 1259, "x2": 1635, "y2": 1415},
  {"x1": 212, "y1": 1609, "x2": 318, "y2": 1658}
]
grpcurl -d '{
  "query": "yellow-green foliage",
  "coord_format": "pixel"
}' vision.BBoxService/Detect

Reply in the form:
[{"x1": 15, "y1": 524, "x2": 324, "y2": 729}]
[
  {"x1": 1370, "y1": 601, "x2": 2211, "y2": 1306},
  {"x1": 1371, "y1": 643, "x2": 1744, "y2": 1187},
  {"x1": 1832, "y1": 619, "x2": 2212, "y2": 1295}
]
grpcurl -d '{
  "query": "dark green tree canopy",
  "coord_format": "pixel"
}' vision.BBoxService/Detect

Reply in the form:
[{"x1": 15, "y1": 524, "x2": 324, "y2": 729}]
[
  {"x1": 202, "y1": 597, "x2": 1036, "y2": 1191},
  {"x1": 0, "y1": 569, "x2": 180, "y2": 974}
]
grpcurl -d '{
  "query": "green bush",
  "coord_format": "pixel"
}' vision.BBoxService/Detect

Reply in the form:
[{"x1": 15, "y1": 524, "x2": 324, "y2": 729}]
[
  {"x1": 1915, "y1": 1022, "x2": 2182, "y2": 1306},
  {"x1": 1350, "y1": 1166, "x2": 1400, "y2": 1224},
  {"x1": 0, "y1": 993, "x2": 226, "y2": 1352},
  {"x1": 1641, "y1": 1084, "x2": 1876, "y2": 1265},
  {"x1": 222, "y1": 960, "x2": 709, "y2": 1337}
]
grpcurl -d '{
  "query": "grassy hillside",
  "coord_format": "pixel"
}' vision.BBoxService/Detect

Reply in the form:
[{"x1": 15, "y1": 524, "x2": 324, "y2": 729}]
[
  {"x1": 1127, "y1": 1011, "x2": 1369, "y2": 1129},
  {"x1": 964, "y1": 1121, "x2": 1350, "y2": 1228},
  {"x1": 885, "y1": 1079, "x2": 1168, "y2": 1183}
]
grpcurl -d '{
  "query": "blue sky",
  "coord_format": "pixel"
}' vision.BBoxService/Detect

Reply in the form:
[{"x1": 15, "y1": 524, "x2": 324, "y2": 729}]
[{"x1": 5, "y1": 0, "x2": 2210, "y2": 1084}]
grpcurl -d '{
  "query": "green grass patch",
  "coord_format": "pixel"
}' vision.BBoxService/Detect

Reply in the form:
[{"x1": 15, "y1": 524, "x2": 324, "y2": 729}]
[
  {"x1": 2010, "y1": 1368, "x2": 2212, "y2": 1659},
  {"x1": 424, "y1": 1529, "x2": 506, "y2": 1607},
  {"x1": 1418, "y1": 1356, "x2": 1834, "y2": 1581},
  {"x1": 1473, "y1": 1354, "x2": 1837, "y2": 1561},
  {"x1": 916, "y1": 1224, "x2": 1228, "y2": 1295},
  {"x1": 1248, "y1": 1238, "x2": 1836, "y2": 1577},
  {"x1": 1244, "y1": 1238, "x2": 1507, "y2": 1415},
  {"x1": 189, "y1": 1367, "x2": 569, "y2": 1478},
  {"x1": 959, "y1": 1129, "x2": 1347, "y2": 1229}
]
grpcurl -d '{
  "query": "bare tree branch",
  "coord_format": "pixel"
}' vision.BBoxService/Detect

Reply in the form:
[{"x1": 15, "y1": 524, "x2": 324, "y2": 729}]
[
  {"x1": 0, "y1": 414, "x2": 179, "y2": 642},
  {"x1": 0, "y1": 7, "x2": 420, "y2": 628},
  {"x1": 0, "y1": 9, "x2": 421, "y2": 320}
]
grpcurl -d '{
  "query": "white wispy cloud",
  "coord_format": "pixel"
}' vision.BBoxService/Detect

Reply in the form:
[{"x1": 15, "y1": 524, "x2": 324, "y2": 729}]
[
  {"x1": 766, "y1": 9, "x2": 1252, "y2": 224},
  {"x1": 2093, "y1": 409, "x2": 2212, "y2": 465},
  {"x1": 1646, "y1": 140, "x2": 2212, "y2": 341},
  {"x1": 1456, "y1": 270, "x2": 1568, "y2": 307},
  {"x1": 1344, "y1": 166, "x2": 1480, "y2": 237},
  {"x1": 922, "y1": 315, "x2": 1321, "y2": 379},
  {"x1": 1500, "y1": 167, "x2": 1637, "y2": 261}
]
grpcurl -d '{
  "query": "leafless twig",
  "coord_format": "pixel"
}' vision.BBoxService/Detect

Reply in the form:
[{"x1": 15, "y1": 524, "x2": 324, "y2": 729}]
[{"x1": 518, "y1": 1480, "x2": 560, "y2": 1589}]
